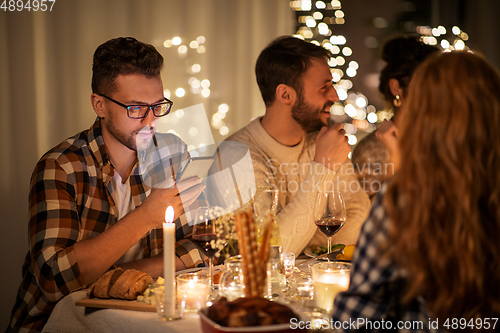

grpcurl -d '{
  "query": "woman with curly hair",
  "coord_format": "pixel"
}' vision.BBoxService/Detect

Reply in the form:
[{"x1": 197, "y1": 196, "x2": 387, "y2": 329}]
[
  {"x1": 332, "y1": 51, "x2": 500, "y2": 332},
  {"x1": 352, "y1": 36, "x2": 439, "y2": 201}
]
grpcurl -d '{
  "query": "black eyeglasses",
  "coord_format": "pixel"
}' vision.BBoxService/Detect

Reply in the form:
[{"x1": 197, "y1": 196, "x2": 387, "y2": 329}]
[{"x1": 98, "y1": 94, "x2": 173, "y2": 119}]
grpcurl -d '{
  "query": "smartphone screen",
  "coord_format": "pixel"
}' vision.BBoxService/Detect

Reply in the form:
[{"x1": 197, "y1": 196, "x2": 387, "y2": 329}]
[{"x1": 176, "y1": 156, "x2": 214, "y2": 182}]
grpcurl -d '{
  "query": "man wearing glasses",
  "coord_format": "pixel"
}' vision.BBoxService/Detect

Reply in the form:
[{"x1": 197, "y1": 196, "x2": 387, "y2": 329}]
[{"x1": 7, "y1": 37, "x2": 206, "y2": 332}]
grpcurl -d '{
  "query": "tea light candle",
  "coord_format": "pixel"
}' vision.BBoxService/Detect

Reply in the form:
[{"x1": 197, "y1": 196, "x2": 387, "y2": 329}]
[
  {"x1": 311, "y1": 262, "x2": 351, "y2": 312},
  {"x1": 296, "y1": 282, "x2": 313, "y2": 298},
  {"x1": 163, "y1": 206, "x2": 176, "y2": 318},
  {"x1": 313, "y1": 270, "x2": 350, "y2": 311},
  {"x1": 177, "y1": 275, "x2": 210, "y2": 311}
]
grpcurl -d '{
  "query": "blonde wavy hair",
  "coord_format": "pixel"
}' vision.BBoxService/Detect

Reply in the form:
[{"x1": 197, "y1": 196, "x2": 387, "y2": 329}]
[{"x1": 384, "y1": 51, "x2": 500, "y2": 323}]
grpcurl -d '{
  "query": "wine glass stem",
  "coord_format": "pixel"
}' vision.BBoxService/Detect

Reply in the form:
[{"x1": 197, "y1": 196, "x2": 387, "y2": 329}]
[
  {"x1": 209, "y1": 257, "x2": 214, "y2": 288},
  {"x1": 327, "y1": 236, "x2": 332, "y2": 254}
]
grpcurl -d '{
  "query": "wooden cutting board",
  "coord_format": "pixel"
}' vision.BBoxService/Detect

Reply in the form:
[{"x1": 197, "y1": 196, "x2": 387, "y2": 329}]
[{"x1": 76, "y1": 296, "x2": 156, "y2": 312}]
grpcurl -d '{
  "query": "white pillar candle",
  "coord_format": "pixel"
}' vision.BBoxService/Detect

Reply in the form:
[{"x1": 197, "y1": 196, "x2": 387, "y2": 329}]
[{"x1": 163, "y1": 206, "x2": 176, "y2": 318}]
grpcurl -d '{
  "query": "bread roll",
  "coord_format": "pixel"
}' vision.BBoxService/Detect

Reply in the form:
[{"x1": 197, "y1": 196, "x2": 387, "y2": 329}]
[
  {"x1": 108, "y1": 269, "x2": 154, "y2": 300},
  {"x1": 88, "y1": 268, "x2": 124, "y2": 298},
  {"x1": 88, "y1": 268, "x2": 153, "y2": 300}
]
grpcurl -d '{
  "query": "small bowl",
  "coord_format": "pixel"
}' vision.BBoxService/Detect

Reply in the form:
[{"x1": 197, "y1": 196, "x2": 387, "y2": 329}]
[{"x1": 199, "y1": 306, "x2": 306, "y2": 333}]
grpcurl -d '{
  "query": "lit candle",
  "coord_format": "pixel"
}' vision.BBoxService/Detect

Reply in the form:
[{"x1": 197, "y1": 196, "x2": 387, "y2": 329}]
[
  {"x1": 311, "y1": 263, "x2": 352, "y2": 312},
  {"x1": 177, "y1": 274, "x2": 210, "y2": 312},
  {"x1": 313, "y1": 271, "x2": 350, "y2": 312},
  {"x1": 163, "y1": 206, "x2": 176, "y2": 319}
]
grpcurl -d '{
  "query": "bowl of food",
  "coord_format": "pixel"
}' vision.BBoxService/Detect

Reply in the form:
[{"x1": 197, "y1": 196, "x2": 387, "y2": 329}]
[{"x1": 199, "y1": 297, "x2": 306, "y2": 333}]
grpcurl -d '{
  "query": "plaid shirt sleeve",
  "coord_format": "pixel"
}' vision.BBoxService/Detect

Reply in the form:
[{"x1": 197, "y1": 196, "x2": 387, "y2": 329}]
[
  {"x1": 28, "y1": 155, "x2": 86, "y2": 303},
  {"x1": 331, "y1": 183, "x2": 435, "y2": 333}
]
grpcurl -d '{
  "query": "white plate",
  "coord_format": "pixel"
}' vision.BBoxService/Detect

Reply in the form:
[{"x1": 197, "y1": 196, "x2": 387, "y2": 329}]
[
  {"x1": 303, "y1": 246, "x2": 318, "y2": 258},
  {"x1": 303, "y1": 247, "x2": 348, "y2": 262},
  {"x1": 175, "y1": 264, "x2": 224, "y2": 276}
]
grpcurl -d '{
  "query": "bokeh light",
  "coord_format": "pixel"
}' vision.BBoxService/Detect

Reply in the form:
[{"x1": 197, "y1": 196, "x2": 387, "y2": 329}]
[
  {"x1": 172, "y1": 37, "x2": 182, "y2": 45},
  {"x1": 175, "y1": 88, "x2": 185, "y2": 97}
]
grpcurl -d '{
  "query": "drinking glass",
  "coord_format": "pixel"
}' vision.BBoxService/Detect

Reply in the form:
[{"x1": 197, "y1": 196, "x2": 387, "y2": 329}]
[
  {"x1": 252, "y1": 186, "x2": 279, "y2": 229},
  {"x1": 313, "y1": 190, "x2": 346, "y2": 254},
  {"x1": 219, "y1": 255, "x2": 245, "y2": 301},
  {"x1": 252, "y1": 186, "x2": 286, "y2": 297},
  {"x1": 192, "y1": 207, "x2": 228, "y2": 288},
  {"x1": 281, "y1": 252, "x2": 295, "y2": 277}
]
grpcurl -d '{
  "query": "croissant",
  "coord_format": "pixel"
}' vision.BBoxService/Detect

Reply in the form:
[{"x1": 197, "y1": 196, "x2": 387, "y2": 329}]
[{"x1": 88, "y1": 268, "x2": 153, "y2": 300}]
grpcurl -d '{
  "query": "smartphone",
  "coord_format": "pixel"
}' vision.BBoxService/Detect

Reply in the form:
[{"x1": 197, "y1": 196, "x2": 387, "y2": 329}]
[{"x1": 176, "y1": 156, "x2": 214, "y2": 182}]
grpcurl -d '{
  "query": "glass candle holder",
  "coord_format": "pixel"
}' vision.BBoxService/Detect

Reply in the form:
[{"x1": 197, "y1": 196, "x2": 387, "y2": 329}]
[
  {"x1": 281, "y1": 252, "x2": 295, "y2": 277},
  {"x1": 176, "y1": 272, "x2": 210, "y2": 314},
  {"x1": 289, "y1": 272, "x2": 314, "y2": 299},
  {"x1": 153, "y1": 282, "x2": 181, "y2": 321},
  {"x1": 219, "y1": 255, "x2": 245, "y2": 301},
  {"x1": 266, "y1": 259, "x2": 286, "y2": 298},
  {"x1": 311, "y1": 261, "x2": 351, "y2": 312}
]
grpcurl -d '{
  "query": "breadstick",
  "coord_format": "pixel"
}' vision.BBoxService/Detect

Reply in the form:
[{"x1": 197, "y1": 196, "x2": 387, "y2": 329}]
[
  {"x1": 235, "y1": 209, "x2": 274, "y2": 298},
  {"x1": 246, "y1": 210, "x2": 260, "y2": 297},
  {"x1": 236, "y1": 211, "x2": 257, "y2": 297},
  {"x1": 258, "y1": 213, "x2": 274, "y2": 264},
  {"x1": 235, "y1": 212, "x2": 251, "y2": 297},
  {"x1": 256, "y1": 213, "x2": 273, "y2": 296}
]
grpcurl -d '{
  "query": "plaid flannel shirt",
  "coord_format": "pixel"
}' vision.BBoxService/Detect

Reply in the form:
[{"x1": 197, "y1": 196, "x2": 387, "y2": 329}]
[
  {"x1": 8, "y1": 118, "x2": 205, "y2": 333},
  {"x1": 331, "y1": 183, "x2": 443, "y2": 333}
]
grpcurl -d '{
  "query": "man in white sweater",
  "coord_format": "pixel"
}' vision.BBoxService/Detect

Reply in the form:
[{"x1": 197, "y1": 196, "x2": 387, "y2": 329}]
[{"x1": 222, "y1": 36, "x2": 370, "y2": 255}]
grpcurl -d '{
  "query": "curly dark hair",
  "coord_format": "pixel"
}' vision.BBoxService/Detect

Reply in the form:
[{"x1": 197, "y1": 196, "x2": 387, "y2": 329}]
[
  {"x1": 255, "y1": 35, "x2": 332, "y2": 106},
  {"x1": 378, "y1": 35, "x2": 439, "y2": 104},
  {"x1": 91, "y1": 37, "x2": 164, "y2": 96}
]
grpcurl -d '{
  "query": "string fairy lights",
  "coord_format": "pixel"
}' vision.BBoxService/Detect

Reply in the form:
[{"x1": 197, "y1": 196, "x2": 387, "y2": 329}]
[
  {"x1": 417, "y1": 25, "x2": 469, "y2": 52},
  {"x1": 161, "y1": 35, "x2": 232, "y2": 144},
  {"x1": 290, "y1": 0, "x2": 376, "y2": 144},
  {"x1": 159, "y1": 3, "x2": 471, "y2": 148},
  {"x1": 290, "y1": 1, "x2": 472, "y2": 146}
]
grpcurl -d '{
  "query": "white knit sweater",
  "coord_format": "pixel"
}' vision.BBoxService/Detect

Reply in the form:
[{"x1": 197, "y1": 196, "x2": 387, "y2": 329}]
[{"x1": 223, "y1": 118, "x2": 371, "y2": 255}]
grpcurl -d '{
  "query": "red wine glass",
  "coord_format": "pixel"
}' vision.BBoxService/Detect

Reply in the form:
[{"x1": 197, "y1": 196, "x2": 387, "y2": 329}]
[
  {"x1": 192, "y1": 207, "x2": 228, "y2": 288},
  {"x1": 313, "y1": 191, "x2": 346, "y2": 255}
]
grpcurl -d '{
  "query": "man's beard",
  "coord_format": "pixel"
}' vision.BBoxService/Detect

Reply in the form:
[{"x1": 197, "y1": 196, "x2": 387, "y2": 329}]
[
  {"x1": 105, "y1": 112, "x2": 154, "y2": 152},
  {"x1": 291, "y1": 93, "x2": 331, "y2": 133}
]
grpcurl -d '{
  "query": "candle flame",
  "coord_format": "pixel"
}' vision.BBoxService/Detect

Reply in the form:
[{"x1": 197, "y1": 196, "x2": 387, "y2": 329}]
[{"x1": 165, "y1": 206, "x2": 175, "y2": 223}]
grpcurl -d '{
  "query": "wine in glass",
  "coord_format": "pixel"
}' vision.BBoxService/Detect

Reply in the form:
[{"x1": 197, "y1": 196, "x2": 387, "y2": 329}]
[
  {"x1": 313, "y1": 190, "x2": 346, "y2": 255},
  {"x1": 192, "y1": 207, "x2": 227, "y2": 287}
]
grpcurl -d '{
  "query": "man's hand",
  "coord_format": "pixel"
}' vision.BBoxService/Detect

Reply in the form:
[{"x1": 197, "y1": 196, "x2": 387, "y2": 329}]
[
  {"x1": 140, "y1": 177, "x2": 206, "y2": 228},
  {"x1": 314, "y1": 123, "x2": 351, "y2": 171},
  {"x1": 375, "y1": 120, "x2": 401, "y2": 173},
  {"x1": 74, "y1": 178, "x2": 205, "y2": 286}
]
